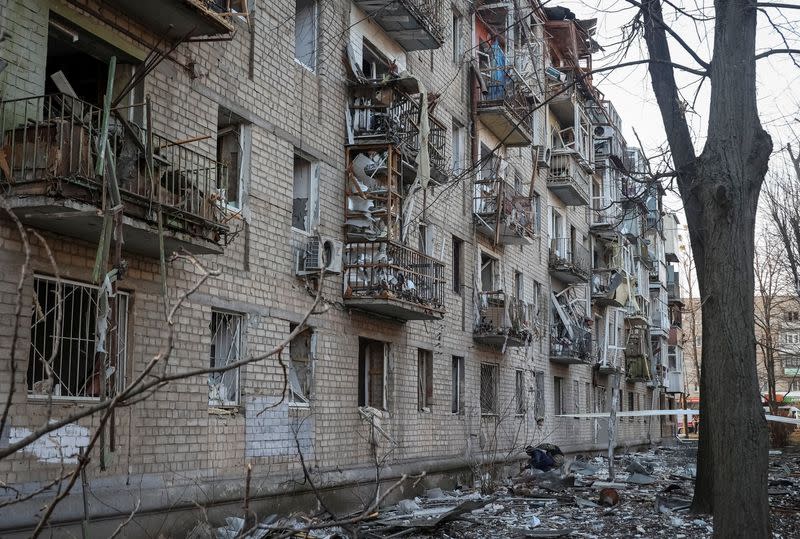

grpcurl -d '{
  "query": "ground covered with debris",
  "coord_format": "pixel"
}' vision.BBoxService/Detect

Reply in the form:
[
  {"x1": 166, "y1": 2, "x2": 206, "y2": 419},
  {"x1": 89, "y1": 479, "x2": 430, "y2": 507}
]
[{"x1": 213, "y1": 443, "x2": 800, "y2": 538}]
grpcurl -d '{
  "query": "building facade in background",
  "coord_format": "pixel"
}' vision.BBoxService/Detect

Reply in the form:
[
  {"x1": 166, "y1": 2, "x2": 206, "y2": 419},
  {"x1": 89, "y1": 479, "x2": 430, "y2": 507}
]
[{"x1": 0, "y1": 0, "x2": 684, "y2": 533}]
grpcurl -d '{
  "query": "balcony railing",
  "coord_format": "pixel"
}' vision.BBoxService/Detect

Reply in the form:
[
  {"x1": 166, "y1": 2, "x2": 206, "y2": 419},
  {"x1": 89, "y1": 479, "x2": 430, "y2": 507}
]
[
  {"x1": 476, "y1": 66, "x2": 532, "y2": 147},
  {"x1": 474, "y1": 292, "x2": 537, "y2": 347},
  {"x1": 667, "y1": 281, "x2": 682, "y2": 302},
  {"x1": 352, "y1": 0, "x2": 444, "y2": 50},
  {"x1": 0, "y1": 93, "x2": 231, "y2": 252},
  {"x1": 550, "y1": 326, "x2": 593, "y2": 364},
  {"x1": 591, "y1": 269, "x2": 623, "y2": 306},
  {"x1": 348, "y1": 87, "x2": 447, "y2": 183},
  {"x1": 549, "y1": 238, "x2": 591, "y2": 283},
  {"x1": 473, "y1": 176, "x2": 535, "y2": 244},
  {"x1": 547, "y1": 150, "x2": 591, "y2": 205},
  {"x1": 114, "y1": 0, "x2": 236, "y2": 38},
  {"x1": 590, "y1": 195, "x2": 615, "y2": 227},
  {"x1": 343, "y1": 240, "x2": 445, "y2": 321}
]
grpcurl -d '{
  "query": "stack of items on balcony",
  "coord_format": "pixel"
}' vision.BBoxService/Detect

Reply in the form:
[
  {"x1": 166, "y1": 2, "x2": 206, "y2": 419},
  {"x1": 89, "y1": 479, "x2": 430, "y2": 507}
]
[
  {"x1": 551, "y1": 290, "x2": 592, "y2": 359},
  {"x1": 346, "y1": 152, "x2": 390, "y2": 240}
]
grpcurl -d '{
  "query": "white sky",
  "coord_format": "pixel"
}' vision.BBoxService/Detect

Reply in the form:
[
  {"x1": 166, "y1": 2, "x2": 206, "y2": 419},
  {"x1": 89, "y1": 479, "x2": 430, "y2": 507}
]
[{"x1": 556, "y1": 0, "x2": 800, "y2": 215}]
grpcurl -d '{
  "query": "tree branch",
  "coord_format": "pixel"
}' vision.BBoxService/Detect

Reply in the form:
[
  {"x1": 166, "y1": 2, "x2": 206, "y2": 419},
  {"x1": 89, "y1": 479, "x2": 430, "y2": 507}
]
[{"x1": 755, "y1": 48, "x2": 800, "y2": 60}]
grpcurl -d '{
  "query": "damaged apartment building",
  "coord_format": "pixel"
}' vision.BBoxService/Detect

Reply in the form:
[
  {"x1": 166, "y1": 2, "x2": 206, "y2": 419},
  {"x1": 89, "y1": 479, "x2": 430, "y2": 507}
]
[{"x1": 0, "y1": 0, "x2": 685, "y2": 534}]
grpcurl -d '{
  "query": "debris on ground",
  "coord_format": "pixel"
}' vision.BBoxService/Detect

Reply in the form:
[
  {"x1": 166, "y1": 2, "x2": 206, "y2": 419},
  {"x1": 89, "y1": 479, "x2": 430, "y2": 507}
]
[{"x1": 212, "y1": 444, "x2": 800, "y2": 538}]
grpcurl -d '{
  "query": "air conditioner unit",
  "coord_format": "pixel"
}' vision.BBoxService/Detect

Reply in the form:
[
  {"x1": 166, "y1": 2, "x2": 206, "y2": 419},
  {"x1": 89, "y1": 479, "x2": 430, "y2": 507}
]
[
  {"x1": 545, "y1": 66, "x2": 567, "y2": 83},
  {"x1": 297, "y1": 236, "x2": 343, "y2": 275},
  {"x1": 533, "y1": 145, "x2": 551, "y2": 168},
  {"x1": 593, "y1": 125, "x2": 615, "y2": 139}
]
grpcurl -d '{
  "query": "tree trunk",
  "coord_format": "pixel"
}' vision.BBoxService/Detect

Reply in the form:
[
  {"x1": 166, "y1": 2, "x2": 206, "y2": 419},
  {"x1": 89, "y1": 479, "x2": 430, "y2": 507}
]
[{"x1": 642, "y1": 0, "x2": 771, "y2": 536}]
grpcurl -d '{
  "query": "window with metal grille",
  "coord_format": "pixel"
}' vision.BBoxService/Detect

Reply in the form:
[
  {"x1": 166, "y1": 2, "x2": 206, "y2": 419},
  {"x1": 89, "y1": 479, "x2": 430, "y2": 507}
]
[
  {"x1": 515, "y1": 370, "x2": 526, "y2": 416},
  {"x1": 27, "y1": 276, "x2": 129, "y2": 400},
  {"x1": 289, "y1": 324, "x2": 316, "y2": 405},
  {"x1": 451, "y1": 356, "x2": 465, "y2": 414},
  {"x1": 418, "y1": 349, "x2": 433, "y2": 412},
  {"x1": 209, "y1": 310, "x2": 242, "y2": 406},
  {"x1": 480, "y1": 363, "x2": 498, "y2": 415}
]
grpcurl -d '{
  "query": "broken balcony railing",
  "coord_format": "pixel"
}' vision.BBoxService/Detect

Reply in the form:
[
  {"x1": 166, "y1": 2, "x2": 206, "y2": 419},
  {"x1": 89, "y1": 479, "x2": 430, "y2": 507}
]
[
  {"x1": 591, "y1": 269, "x2": 624, "y2": 306},
  {"x1": 550, "y1": 325, "x2": 593, "y2": 364},
  {"x1": 474, "y1": 291, "x2": 536, "y2": 347},
  {"x1": 473, "y1": 176, "x2": 534, "y2": 244},
  {"x1": 343, "y1": 240, "x2": 445, "y2": 320},
  {"x1": 348, "y1": 87, "x2": 447, "y2": 183},
  {"x1": 547, "y1": 150, "x2": 591, "y2": 206},
  {"x1": 351, "y1": 0, "x2": 444, "y2": 50},
  {"x1": 476, "y1": 66, "x2": 532, "y2": 146},
  {"x1": 0, "y1": 93, "x2": 231, "y2": 243},
  {"x1": 548, "y1": 238, "x2": 590, "y2": 282}
]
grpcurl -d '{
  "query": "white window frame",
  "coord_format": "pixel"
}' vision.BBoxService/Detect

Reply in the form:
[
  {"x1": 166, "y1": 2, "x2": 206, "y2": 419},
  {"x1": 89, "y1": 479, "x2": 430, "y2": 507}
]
[
  {"x1": 216, "y1": 122, "x2": 250, "y2": 211},
  {"x1": 292, "y1": 153, "x2": 320, "y2": 234},
  {"x1": 209, "y1": 309, "x2": 243, "y2": 407},
  {"x1": 27, "y1": 275, "x2": 129, "y2": 401},
  {"x1": 294, "y1": 0, "x2": 318, "y2": 72}
]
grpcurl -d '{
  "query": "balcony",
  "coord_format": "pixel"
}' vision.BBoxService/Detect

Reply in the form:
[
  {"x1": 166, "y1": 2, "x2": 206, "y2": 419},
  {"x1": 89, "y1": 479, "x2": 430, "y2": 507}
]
[
  {"x1": 547, "y1": 150, "x2": 591, "y2": 206},
  {"x1": 549, "y1": 238, "x2": 590, "y2": 283},
  {"x1": 476, "y1": 67, "x2": 532, "y2": 147},
  {"x1": 591, "y1": 269, "x2": 624, "y2": 307},
  {"x1": 597, "y1": 345, "x2": 624, "y2": 375},
  {"x1": 474, "y1": 292, "x2": 537, "y2": 347},
  {"x1": 665, "y1": 370, "x2": 684, "y2": 394},
  {"x1": 590, "y1": 195, "x2": 615, "y2": 230},
  {"x1": 347, "y1": 82, "x2": 447, "y2": 184},
  {"x1": 626, "y1": 354, "x2": 652, "y2": 382},
  {"x1": 473, "y1": 177, "x2": 535, "y2": 245},
  {"x1": 0, "y1": 94, "x2": 232, "y2": 257},
  {"x1": 352, "y1": 0, "x2": 444, "y2": 51},
  {"x1": 343, "y1": 240, "x2": 445, "y2": 321},
  {"x1": 550, "y1": 326, "x2": 593, "y2": 365},
  {"x1": 112, "y1": 0, "x2": 236, "y2": 39}
]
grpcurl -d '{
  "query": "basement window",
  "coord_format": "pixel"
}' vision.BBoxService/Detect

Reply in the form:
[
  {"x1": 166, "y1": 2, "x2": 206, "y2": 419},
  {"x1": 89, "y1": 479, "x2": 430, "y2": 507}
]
[
  {"x1": 480, "y1": 363, "x2": 498, "y2": 415},
  {"x1": 295, "y1": 0, "x2": 318, "y2": 71},
  {"x1": 289, "y1": 324, "x2": 316, "y2": 405},
  {"x1": 27, "y1": 276, "x2": 129, "y2": 400},
  {"x1": 292, "y1": 153, "x2": 320, "y2": 232},
  {"x1": 418, "y1": 349, "x2": 433, "y2": 412},
  {"x1": 209, "y1": 310, "x2": 243, "y2": 406},
  {"x1": 358, "y1": 338, "x2": 388, "y2": 410}
]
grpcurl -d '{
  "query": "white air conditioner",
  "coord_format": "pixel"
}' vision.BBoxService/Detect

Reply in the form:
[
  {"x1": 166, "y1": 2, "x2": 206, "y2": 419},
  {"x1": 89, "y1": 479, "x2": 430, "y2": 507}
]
[
  {"x1": 533, "y1": 145, "x2": 551, "y2": 168},
  {"x1": 593, "y1": 125, "x2": 615, "y2": 139},
  {"x1": 297, "y1": 236, "x2": 343, "y2": 275},
  {"x1": 545, "y1": 65, "x2": 566, "y2": 83}
]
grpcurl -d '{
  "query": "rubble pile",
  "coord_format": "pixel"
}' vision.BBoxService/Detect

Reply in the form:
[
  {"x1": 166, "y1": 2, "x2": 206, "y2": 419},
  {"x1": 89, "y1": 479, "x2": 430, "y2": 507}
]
[{"x1": 211, "y1": 444, "x2": 800, "y2": 538}]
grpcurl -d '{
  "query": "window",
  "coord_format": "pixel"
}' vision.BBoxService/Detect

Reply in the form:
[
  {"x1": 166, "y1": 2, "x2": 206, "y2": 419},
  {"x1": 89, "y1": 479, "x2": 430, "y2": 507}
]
[
  {"x1": 791, "y1": 380, "x2": 800, "y2": 392},
  {"x1": 294, "y1": 0, "x2": 318, "y2": 71},
  {"x1": 585, "y1": 382, "x2": 591, "y2": 413},
  {"x1": 628, "y1": 391, "x2": 635, "y2": 412},
  {"x1": 217, "y1": 107, "x2": 249, "y2": 208},
  {"x1": 361, "y1": 40, "x2": 392, "y2": 79},
  {"x1": 533, "y1": 371, "x2": 545, "y2": 420},
  {"x1": 515, "y1": 370, "x2": 526, "y2": 415},
  {"x1": 553, "y1": 376, "x2": 564, "y2": 415},
  {"x1": 667, "y1": 345, "x2": 678, "y2": 370},
  {"x1": 480, "y1": 363, "x2": 499, "y2": 415},
  {"x1": 27, "y1": 276, "x2": 129, "y2": 399},
  {"x1": 784, "y1": 356, "x2": 800, "y2": 372},
  {"x1": 289, "y1": 325, "x2": 316, "y2": 405},
  {"x1": 292, "y1": 154, "x2": 319, "y2": 232},
  {"x1": 480, "y1": 252, "x2": 499, "y2": 292},
  {"x1": 209, "y1": 310, "x2": 243, "y2": 406},
  {"x1": 358, "y1": 338, "x2": 388, "y2": 409},
  {"x1": 451, "y1": 121, "x2": 466, "y2": 174},
  {"x1": 452, "y1": 356, "x2": 465, "y2": 413},
  {"x1": 533, "y1": 193, "x2": 541, "y2": 235},
  {"x1": 452, "y1": 236, "x2": 463, "y2": 294},
  {"x1": 573, "y1": 380, "x2": 580, "y2": 413},
  {"x1": 787, "y1": 311, "x2": 799, "y2": 322},
  {"x1": 784, "y1": 332, "x2": 800, "y2": 345},
  {"x1": 417, "y1": 349, "x2": 433, "y2": 411},
  {"x1": 514, "y1": 271, "x2": 524, "y2": 299},
  {"x1": 452, "y1": 12, "x2": 464, "y2": 64},
  {"x1": 418, "y1": 222, "x2": 434, "y2": 256}
]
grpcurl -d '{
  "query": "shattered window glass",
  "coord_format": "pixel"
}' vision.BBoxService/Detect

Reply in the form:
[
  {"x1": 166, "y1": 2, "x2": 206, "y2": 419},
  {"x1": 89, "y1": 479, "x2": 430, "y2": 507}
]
[{"x1": 209, "y1": 310, "x2": 242, "y2": 406}]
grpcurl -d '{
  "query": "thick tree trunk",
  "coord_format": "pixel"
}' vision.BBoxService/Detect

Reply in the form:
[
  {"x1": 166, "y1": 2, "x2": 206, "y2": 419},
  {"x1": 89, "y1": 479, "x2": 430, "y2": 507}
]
[{"x1": 641, "y1": 0, "x2": 772, "y2": 536}]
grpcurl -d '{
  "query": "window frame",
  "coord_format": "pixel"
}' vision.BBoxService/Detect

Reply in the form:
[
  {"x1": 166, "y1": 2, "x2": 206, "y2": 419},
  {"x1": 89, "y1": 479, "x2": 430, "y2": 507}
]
[
  {"x1": 451, "y1": 356, "x2": 465, "y2": 414},
  {"x1": 358, "y1": 338, "x2": 389, "y2": 410},
  {"x1": 480, "y1": 363, "x2": 499, "y2": 416},
  {"x1": 418, "y1": 348, "x2": 433, "y2": 412},
  {"x1": 294, "y1": 0, "x2": 319, "y2": 72},
  {"x1": 553, "y1": 376, "x2": 564, "y2": 415},
  {"x1": 515, "y1": 369, "x2": 526, "y2": 416},
  {"x1": 216, "y1": 116, "x2": 250, "y2": 211},
  {"x1": 288, "y1": 325, "x2": 316, "y2": 406},
  {"x1": 292, "y1": 153, "x2": 320, "y2": 234},
  {"x1": 209, "y1": 309, "x2": 244, "y2": 407}
]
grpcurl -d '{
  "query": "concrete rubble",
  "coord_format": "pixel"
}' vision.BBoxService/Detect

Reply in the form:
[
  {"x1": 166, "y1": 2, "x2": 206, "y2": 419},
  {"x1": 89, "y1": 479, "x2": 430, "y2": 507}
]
[{"x1": 211, "y1": 444, "x2": 800, "y2": 538}]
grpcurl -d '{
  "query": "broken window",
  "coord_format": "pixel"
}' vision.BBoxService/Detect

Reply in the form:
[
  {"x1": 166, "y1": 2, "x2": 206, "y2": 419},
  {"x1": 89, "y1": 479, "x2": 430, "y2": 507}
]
[
  {"x1": 418, "y1": 349, "x2": 433, "y2": 412},
  {"x1": 209, "y1": 310, "x2": 243, "y2": 406},
  {"x1": 480, "y1": 252, "x2": 499, "y2": 292},
  {"x1": 451, "y1": 356, "x2": 465, "y2": 414},
  {"x1": 627, "y1": 390, "x2": 635, "y2": 413},
  {"x1": 452, "y1": 11, "x2": 465, "y2": 64},
  {"x1": 514, "y1": 271, "x2": 524, "y2": 299},
  {"x1": 292, "y1": 154, "x2": 319, "y2": 232},
  {"x1": 295, "y1": 0, "x2": 318, "y2": 71},
  {"x1": 573, "y1": 380, "x2": 580, "y2": 413},
  {"x1": 289, "y1": 324, "x2": 316, "y2": 405},
  {"x1": 595, "y1": 385, "x2": 606, "y2": 412},
  {"x1": 452, "y1": 236, "x2": 463, "y2": 294},
  {"x1": 533, "y1": 371, "x2": 545, "y2": 420},
  {"x1": 585, "y1": 382, "x2": 591, "y2": 412},
  {"x1": 480, "y1": 363, "x2": 499, "y2": 415},
  {"x1": 452, "y1": 121, "x2": 466, "y2": 174},
  {"x1": 515, "y1": 370, "x2": 526, "y2": 415},
  {"x1": 217, "y1": 107, "x2": 249, "y2": 208},
  {"x1": 27, "y1": 276, "x2": 129, "y2": 399},
  {"x1": 533, "y1": 193, "x2": 541, "y2": 235},
  {"x1": 361, "y1": 39, "x2": 391, "y2": 79},
  {"x1": 358, "y1": 338, "x2": 388, "y2": 410},
  {"x1": 553, "y1": 376, "x2": 564, "y2": 415}
]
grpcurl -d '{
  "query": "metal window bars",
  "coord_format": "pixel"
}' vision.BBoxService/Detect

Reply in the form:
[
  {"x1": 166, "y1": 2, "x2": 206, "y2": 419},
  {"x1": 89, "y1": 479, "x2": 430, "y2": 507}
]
[
  {"x1": 0, "y1": 93, "x2": 231, "y2": 238},
  {"x1": 480, "y1": 363, "x2": 498, "y2": 415},
  {"x1": 209, "y1": 310, "x2": 242, "y2": 406},
  {"x1": 343, "y1": 240, "x2": 445, "y2": 310},
  {"x1": 27, "y1": 276, "x2": 128, "y2": 399}
]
